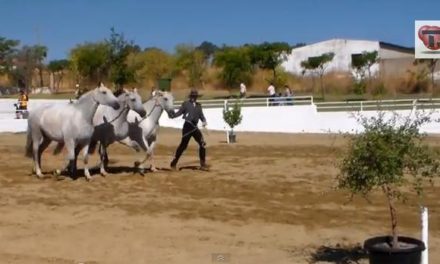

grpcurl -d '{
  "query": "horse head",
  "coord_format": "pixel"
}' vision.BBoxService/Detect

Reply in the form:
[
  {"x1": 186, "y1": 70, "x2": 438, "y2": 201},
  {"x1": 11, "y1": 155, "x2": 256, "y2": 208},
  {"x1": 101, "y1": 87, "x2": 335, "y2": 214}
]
[
  {"x1": 93, "y1": 83, "x2": 120, "y2": 110},
  {"x1": 154, "y1": 91, "x2": 175, "y2": 113},
  {"x1": 123, "y1": 88, "x2": 146, "y2": 117}
]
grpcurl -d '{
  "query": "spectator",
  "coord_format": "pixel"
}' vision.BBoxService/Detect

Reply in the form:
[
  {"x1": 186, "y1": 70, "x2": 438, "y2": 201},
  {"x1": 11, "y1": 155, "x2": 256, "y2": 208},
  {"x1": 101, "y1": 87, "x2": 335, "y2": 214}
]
[
  {"x1": 267, "y1": 82, "x2": 276, "y2": 106},
  {"x1": 15, "y1": 89, "x2": 29, "y2": 119},
  {"x1": 239, "y1": 82, "x2": 247, "y2": 98},
  {"x1": 284, "y1": 85, "x2": 293, "y2": 105}
]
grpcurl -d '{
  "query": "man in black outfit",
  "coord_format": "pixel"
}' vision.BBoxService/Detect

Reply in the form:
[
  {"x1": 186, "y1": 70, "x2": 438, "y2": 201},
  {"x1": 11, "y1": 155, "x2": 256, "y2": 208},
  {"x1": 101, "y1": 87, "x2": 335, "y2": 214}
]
[{"x1": 168, "y1": 89, "x2": 208, "y2": 170}]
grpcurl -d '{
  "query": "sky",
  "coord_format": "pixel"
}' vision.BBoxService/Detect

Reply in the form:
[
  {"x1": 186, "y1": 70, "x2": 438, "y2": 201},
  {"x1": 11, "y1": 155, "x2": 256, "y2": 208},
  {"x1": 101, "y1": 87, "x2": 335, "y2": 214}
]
[{"x1": 1, "y1": 0, "x2": 439, "y2": 60}]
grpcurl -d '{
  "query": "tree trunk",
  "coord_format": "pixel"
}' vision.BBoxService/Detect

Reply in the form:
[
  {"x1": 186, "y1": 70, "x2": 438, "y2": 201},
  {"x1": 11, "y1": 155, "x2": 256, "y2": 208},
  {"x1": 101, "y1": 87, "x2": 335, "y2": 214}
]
[
  {"x1": 39, "y1": 66, "x2": 44, "y2": 87},
  {"x1": 384, "y1": 186, "x2": 399, "y2": 249},
  {"x1": 319, "y1": 73, "x2": 325, "y2": 100}
]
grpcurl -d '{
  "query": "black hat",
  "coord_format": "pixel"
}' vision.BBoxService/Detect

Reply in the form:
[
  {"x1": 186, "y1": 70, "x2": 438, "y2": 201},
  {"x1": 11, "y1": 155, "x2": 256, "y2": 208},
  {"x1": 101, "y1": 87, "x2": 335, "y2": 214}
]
[{"x1": 189, "y1": 89, "x2": 198, "y2": 98}]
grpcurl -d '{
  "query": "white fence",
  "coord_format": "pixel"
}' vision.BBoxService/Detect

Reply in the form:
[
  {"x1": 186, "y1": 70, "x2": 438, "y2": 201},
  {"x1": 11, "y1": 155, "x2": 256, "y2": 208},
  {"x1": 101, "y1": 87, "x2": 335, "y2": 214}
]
[{"x1": 1, "y1": 97, "x2": 440, "y2": 134}]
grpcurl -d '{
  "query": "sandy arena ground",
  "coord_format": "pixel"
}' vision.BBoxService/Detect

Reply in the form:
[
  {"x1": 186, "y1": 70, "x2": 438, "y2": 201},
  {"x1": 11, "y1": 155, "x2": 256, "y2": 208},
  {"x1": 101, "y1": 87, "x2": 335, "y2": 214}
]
[{"x1": 0, "y1": 128, "x2": 440, "y2": 264}]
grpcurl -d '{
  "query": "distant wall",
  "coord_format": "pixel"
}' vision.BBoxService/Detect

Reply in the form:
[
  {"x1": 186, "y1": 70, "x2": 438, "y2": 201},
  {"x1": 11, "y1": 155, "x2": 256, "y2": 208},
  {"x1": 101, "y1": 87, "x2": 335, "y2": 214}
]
[{"x1": 1, "y1": 99, "x2": 439, "y2": 135}]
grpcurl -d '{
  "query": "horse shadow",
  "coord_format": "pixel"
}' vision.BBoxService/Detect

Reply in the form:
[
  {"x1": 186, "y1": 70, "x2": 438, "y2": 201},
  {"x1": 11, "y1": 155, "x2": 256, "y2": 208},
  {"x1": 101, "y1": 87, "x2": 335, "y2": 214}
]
[{"x1": 308, "y1": 244, "x2": 367, "y2": 264}]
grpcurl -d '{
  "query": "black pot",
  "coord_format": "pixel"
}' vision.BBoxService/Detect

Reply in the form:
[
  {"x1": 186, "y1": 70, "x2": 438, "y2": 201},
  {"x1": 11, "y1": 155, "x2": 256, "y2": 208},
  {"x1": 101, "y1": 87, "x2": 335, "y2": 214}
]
[
  {"x1": 364, "y1": 236, "x2": 425, "y2": 264},
  {"x1": 228, "y1": 133, "x2": 236, "y2": 143}
]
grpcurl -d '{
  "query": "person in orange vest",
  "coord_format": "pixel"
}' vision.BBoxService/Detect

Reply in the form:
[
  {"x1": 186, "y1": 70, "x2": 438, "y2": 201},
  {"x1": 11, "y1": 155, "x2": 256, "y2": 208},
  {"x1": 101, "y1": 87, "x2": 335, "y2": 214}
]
[{"x1": 15, "y1": 89, "x2": 29, "y2": 119}]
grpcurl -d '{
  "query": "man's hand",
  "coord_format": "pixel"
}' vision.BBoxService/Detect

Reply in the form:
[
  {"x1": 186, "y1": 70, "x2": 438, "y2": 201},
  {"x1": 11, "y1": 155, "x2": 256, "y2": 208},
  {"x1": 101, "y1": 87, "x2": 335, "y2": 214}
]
[
  {"x1": 202, "y1": 121, "x2": 207, "y2": 128},
  {"x1": 167, "y1": 110, "x2": 175, "y2": 119}
]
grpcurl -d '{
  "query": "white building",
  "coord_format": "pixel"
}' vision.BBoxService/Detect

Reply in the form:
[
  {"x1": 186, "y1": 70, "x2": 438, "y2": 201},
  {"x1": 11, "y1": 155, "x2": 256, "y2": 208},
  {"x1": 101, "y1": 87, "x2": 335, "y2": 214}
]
[{"x1": 281, "y1": 39, "x2": 415, "y2": 77}]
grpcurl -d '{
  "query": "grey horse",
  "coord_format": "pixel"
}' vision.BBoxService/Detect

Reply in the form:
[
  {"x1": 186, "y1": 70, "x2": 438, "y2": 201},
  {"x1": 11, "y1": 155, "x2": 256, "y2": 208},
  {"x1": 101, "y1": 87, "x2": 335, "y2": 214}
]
[
  {"x1": 89, "y1": 88, "x2": 147, "y2": 176},
  {"x1": 25, "y1": 83, "x2": 120, "y2": 180},
  {"x1": 120, "y1": 91, "x2": 174, "y2": 173}
]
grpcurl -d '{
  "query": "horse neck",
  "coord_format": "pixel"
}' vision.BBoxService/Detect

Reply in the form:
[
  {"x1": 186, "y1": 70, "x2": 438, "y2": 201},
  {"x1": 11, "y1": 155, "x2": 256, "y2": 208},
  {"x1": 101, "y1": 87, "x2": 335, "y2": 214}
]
[
  {"x1": 114, "y1": 97, "x2": 130, "y2": 125},
  {"x1": 75, "y1": 92, "x2": 99, "y2": 123},
  {"x1": 145, "y1": 99, "x2": 164, "y2": 123}
]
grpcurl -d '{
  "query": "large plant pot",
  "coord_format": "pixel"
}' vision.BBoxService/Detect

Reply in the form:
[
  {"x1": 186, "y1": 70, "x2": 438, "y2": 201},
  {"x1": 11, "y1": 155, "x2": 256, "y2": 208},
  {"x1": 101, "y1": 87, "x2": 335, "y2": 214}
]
[{"x1": 364, "y1": 236, "x2": 425, "y2": 264}]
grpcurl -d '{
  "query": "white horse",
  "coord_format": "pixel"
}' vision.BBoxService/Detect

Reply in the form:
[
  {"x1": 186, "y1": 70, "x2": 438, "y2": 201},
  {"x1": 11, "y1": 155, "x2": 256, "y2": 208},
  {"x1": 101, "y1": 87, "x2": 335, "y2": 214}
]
[
  {"x1": 119, "y1": 91, "x2": 174, "y2": 173},
  {"x1": 89, "y1": 89, "x2": 146, "y2": 176},
  {"x1": 25, "y1": 83, "x2": 120, "y2": 180}
]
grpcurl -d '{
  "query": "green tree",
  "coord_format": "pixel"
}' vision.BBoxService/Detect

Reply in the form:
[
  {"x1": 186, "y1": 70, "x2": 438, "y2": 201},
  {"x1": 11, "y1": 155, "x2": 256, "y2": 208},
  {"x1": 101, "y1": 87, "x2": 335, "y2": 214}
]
[
  {"x1": 223, "y1": 100, "x2": 243, "y2": 142},
  {"x1": 338, "y1": 112, "x2": 440, "y2": 249},
  {"x1": 351, "y1": 50, "x2": 379, "y2": 81},
  {"x1": 47, "y1": 59, "x2": 70, "y2": 92},
  {"x1": 0, "y1": 36, "x2": 19, "y2": 75},
  {"x1": 33, "y1": 45, "x2": 48, "y2": 87},
  {"x1": 175, "y1": 44, "x2": 206, "y2": 87},
  {"x1": 10, "y1": 45, "x2": 47, "y2": 89},
  {"x1": 196, "y1": 41, "x2": 218, "y2": 63},
  {"x1": 300, "y1": 52, "x2": 334, "y2": 99},
  {"x1": 215, "y1": 47, "x2": 253, "y2": 88},
  {"x1": 106, "y1": 27, "x2": 136, "y2": 90},
  {"x1": 70, "y1": 42, "x2": 110, "y2": 86},
  {"x1": 128, "y1": 48, "x2": 174, "y2": 83},
  {"x1": 248, "y1": 42, "x2": 291, "y2": 82}
]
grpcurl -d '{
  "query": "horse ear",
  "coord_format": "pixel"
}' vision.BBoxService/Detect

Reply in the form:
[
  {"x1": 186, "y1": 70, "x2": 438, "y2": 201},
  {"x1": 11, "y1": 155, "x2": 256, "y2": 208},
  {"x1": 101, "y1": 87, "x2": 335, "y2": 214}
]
[
  {"x1": 133, "y1": 88, "x2": 138, "y2": 93},
  {"x1": 123, "y1": 88, "x2": 129, "y2": 94}
]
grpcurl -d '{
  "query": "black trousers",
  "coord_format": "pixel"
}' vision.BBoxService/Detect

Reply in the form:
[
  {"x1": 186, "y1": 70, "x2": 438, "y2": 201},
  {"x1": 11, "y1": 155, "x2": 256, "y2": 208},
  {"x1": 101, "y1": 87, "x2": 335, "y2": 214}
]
[{"x1": 172, "y1": 121, "x2": 206, "y2": 166}]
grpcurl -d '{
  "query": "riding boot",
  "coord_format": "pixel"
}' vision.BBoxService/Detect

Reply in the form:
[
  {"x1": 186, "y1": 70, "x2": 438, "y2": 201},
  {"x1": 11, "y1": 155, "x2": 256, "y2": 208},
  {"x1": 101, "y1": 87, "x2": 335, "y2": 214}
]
[
  {"x1": 199, "y1": 146, "x2": 207, "y2": 170},
  {"x1": 170, "y1": 158, "x2": 178, "y2": 170}
]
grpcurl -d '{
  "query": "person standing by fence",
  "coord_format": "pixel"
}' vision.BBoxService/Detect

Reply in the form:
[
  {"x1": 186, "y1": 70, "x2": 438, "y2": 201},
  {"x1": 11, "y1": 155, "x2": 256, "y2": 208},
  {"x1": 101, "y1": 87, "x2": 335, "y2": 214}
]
[
  {"x1": 239, "y1": 82, "x2": 247, "y2": 98},
  {"x1": 267, "y1": 82, "x2": 276, "y2": 106},
  {"x1": 284, "y1": 85, "x2": 293, "y2": 105}
]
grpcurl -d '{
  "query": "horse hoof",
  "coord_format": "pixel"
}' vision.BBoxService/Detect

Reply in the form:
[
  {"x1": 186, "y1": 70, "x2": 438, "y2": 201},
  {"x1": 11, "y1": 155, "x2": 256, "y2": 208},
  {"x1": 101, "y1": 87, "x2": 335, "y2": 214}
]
[
  {"x1": 150, "y1": 167, "x2": 158, "y2": 172},
  {"x1": 53, "y1": 169, "x2": 62, "y2": 176},
  {"x1": 134, "y1": 161, "x2": 141, "y2": 167},
  {"x1": 100, "y1": 170, "x2": 108, "y2": 177},
  {"x1": 85, "y1": 176, "x2": 93, "y2": 182}
]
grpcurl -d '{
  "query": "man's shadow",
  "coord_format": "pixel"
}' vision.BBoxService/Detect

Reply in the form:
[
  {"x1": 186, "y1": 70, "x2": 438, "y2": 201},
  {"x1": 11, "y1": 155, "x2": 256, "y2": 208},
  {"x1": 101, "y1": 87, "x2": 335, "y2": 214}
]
[{"x1": 308, "y1": 244, "x2": 367, "y2": 264}]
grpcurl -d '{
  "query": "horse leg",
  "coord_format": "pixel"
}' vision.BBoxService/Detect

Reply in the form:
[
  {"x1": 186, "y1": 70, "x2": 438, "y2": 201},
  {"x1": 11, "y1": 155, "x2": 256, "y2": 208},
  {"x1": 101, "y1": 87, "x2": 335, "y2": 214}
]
[
  {"x1": 98, "y1": 143, "x2": 108, "y2": 177},
  {"x1": 134, "y1": 153, "x2": 149, "y2": 176},
  {"x1": 36, "y1": 137, "x2": 52, "y2": 177},
  {"x1": 65, "y1": 140, "x2": 77, "y2": 180},
  {"x1": 32, "y1": 135, "x2": 44, "y2": 178},
  {"x1": 147, "y1": 141, "x2": 157, "y2": 172},
  {"x1": 81, "y1": 144, "x2": 92, "y2": 181}
]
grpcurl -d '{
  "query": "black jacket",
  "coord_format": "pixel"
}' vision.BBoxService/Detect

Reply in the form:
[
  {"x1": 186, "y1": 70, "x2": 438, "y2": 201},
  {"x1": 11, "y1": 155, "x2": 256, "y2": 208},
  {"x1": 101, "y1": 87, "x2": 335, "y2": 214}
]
[{"x1": 172, "y1": 100, "x2": 206, "y2": 125}]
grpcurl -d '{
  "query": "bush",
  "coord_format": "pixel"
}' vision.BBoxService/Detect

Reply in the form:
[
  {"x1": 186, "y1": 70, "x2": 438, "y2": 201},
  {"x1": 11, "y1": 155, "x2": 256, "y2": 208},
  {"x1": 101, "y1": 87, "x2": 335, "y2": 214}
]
[
  {"x1": 223, "y1": 100, "x2": 243, "y2": 133},
  {"x1": 338, "y1": 112, "x2": 440, "y2": 249}
]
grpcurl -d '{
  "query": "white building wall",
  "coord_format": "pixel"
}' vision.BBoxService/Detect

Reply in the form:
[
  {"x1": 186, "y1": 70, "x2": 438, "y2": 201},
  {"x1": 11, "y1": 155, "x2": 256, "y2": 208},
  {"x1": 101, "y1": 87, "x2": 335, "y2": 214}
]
[{"x1": 282, "y1": 39, "x2": 380, "y2": 76}]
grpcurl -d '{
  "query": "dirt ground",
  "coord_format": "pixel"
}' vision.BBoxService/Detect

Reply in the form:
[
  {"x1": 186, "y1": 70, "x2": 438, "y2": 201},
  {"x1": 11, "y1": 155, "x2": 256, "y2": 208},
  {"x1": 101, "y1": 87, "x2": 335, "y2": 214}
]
[{"x1": 1, "y1": 128, "x2": 440, "y2": 264}]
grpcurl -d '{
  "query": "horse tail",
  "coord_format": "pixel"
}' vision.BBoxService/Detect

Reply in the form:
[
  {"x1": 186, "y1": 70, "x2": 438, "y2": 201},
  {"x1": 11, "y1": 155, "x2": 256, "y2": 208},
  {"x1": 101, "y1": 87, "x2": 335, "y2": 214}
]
[
  {"x1": 52, "y1": 142, "x2": 64, "y2": 155},
  {"x1": 25, "y1": 123, "x2": 33, "y2": 158}
]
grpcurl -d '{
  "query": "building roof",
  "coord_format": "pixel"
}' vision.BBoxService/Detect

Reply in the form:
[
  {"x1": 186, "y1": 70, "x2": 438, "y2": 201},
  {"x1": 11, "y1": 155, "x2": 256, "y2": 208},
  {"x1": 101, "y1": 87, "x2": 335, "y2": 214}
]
[{"x1": 379, "y1": 41, "x2": 414, "y2": 54}]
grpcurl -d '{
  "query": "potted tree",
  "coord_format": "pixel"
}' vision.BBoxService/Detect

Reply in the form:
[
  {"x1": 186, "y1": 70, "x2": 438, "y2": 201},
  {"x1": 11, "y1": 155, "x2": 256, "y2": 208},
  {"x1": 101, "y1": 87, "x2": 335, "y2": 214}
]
[
  {"x1": 337, "y1": 112, "x2": 440, "y2": 264},
  {"x1": 223, "y1": 100, "x2": 243, "y2": 143}
]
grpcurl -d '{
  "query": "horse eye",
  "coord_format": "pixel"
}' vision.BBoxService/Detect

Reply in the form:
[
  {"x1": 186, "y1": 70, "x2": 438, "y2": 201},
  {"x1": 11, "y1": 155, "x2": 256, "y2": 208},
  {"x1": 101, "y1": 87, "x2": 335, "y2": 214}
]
[
  {"x1": 131, "y1": 98, "x2": 135, "y2": 102},
  {"x1": 164, "y1": 98, "x2": 168, "y2": 101},
  {"x1": 102, "y1": 91, "x2": 107, "y2": 94}
]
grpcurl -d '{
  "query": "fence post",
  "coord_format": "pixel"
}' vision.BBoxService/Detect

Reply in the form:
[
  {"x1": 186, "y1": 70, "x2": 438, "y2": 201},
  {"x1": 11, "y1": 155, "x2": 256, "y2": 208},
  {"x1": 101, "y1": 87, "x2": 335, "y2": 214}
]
[
  {"x1": 224, "y1": 100, "x2": 228, "y2": 110},
  {"x1": 360, "y1": 101, "x2": 363, "y2": 112},
  {"x1": 421, "y1": 206, "x2": 428, "y2": 264},
  {"x1": 413, "y1": 99, "x2": 417, "y2": 112},
  {"x1": 266, "y1": 98, "x2": 269, "y2": 107}
]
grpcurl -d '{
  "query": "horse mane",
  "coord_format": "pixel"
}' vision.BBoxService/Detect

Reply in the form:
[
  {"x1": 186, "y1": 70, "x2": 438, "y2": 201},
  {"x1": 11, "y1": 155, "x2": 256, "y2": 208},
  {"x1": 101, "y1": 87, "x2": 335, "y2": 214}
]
[{"x1": 113, "y1": 89, "x2": 125, "y2": 97}]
